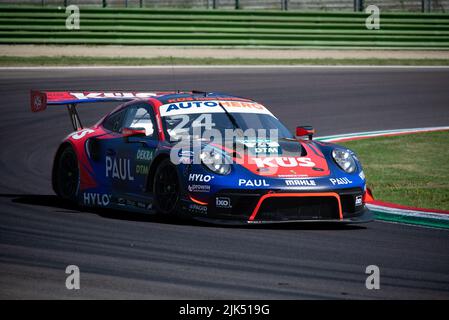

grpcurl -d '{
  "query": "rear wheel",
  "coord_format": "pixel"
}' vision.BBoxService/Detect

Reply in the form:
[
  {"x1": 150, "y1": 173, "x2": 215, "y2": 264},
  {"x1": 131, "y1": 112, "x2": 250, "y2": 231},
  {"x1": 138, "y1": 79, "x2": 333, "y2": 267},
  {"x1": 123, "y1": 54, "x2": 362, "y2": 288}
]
[
  {"x1": 54, "y1": 145, "x2": 79, "y2": 201},
  {"x1": 153, "y1": 159, "x2": 180, "y2": 214}
]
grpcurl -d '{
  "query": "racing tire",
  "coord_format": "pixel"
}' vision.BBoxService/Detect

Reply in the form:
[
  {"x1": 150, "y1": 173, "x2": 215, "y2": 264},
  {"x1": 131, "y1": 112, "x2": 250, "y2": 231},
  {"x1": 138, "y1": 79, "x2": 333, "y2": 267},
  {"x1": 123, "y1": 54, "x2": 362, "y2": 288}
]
[
  {"x1": 153, "y1": 158, "x2": 180, "y2": 215},
  {"x1": 54, "y1": 145, "x2": 80, "y2": 202}
]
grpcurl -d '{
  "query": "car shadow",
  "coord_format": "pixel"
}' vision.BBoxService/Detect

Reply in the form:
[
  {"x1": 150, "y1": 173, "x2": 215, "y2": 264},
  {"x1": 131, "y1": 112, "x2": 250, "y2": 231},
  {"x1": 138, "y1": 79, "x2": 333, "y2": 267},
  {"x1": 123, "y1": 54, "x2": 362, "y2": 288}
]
[{"x1": 1, "y1": 193, "x2": 367, "y2": 231}]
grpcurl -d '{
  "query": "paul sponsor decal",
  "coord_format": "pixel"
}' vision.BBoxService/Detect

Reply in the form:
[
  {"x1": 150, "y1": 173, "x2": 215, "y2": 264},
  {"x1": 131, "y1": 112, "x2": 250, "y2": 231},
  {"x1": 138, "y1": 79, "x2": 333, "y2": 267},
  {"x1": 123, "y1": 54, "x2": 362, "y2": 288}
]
[
  {"x1": 285, "y1": 179, "x2": 316, "y2": 187},
  {"x1": 329, "y1": 177, "x2": 353, "y2": 185},
  {"x1": 83, "y1": 193, "x2": 111, "y2": 206},
  {"x1": 216, "y1": 197, "x2": 232, "y2": 209},
  {"x1": 106, "y1": 156, "x2": 135, "y2": 181},
  {"x1": 188, "y1": 184, "x2": 211, "y2": 193},
  {"x1": 238, "y1": 179, "x2": 270, "y2": 187},
  {"x1": 188, "y1": 174, "x2": 214, "y2": 183},
  {"x1": 253, "y1": 157, "x2": 315, "y2": 168}
]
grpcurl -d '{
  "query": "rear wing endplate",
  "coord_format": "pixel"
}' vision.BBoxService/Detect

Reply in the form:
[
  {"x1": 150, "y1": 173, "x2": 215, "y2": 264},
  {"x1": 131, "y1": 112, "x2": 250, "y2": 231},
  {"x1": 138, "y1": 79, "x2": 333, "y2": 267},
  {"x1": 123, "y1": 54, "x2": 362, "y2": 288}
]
[{"x1": 30, "y1": 91, "x2": 162, "y2": 131}]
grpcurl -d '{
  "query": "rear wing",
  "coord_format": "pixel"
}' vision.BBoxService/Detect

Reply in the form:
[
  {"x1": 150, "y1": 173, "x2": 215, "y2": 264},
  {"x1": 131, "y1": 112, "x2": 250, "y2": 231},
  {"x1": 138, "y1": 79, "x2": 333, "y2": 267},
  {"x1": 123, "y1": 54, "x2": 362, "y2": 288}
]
[{"x1": 30, "y1": 91, "x2": 167, "y2": 131}]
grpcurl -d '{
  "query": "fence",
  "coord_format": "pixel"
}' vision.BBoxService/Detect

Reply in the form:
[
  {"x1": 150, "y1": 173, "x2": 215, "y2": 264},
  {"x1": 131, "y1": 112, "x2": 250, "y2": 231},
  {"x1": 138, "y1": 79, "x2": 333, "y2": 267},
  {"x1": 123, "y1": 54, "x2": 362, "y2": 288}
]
[
  {"x1": 0, "y1": 1, "x2": 448, "y2": 12},
  {"x1": 0, "y1": 6, "x2": 448, "y2": 48}
]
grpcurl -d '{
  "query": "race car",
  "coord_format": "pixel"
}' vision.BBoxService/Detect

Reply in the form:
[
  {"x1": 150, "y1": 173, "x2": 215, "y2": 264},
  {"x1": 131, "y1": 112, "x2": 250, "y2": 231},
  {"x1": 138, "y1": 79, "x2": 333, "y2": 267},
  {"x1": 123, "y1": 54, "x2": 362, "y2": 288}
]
[{"x1": 31, "y1": 90, "x2": 372, "y2": 224}]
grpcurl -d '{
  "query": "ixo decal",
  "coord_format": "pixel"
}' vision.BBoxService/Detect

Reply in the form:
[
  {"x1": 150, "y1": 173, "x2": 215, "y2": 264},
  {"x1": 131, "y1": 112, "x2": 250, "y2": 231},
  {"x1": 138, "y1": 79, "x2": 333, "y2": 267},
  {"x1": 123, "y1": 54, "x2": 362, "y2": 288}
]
[
  {"x1": 329, "y1": 177, "x2": 353, "y2": 185},
  {"x1": 253, "y1": 157, "x2": 315, "y2": 168},
  {"x1": 238, "y1": 179, "x2": 270, "y2": 187},
  {"x1": 106, "y1": 156, "x2": 135, "y2": 181},
  {"x1": 216, "y1": 197, "x2": 232, "y2": 209}
]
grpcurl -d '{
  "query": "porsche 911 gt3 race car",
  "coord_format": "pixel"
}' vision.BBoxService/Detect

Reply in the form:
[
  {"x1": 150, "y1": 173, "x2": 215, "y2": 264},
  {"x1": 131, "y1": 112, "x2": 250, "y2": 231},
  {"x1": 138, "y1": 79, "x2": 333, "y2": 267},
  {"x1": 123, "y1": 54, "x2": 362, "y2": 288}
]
[{"x1": 31, "y1": 90, "x2": 372, "y2": 224}]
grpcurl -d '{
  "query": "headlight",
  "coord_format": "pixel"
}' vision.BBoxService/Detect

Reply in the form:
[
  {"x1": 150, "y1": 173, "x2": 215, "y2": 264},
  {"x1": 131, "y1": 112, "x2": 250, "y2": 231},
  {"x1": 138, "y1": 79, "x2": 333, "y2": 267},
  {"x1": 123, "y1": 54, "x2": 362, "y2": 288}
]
[
  {"x1": 200, "y1": 148, "x2": 231, "y2": 175},
  {"x1": 332, "y1": 149, "x2": 357, "y2": 173}
]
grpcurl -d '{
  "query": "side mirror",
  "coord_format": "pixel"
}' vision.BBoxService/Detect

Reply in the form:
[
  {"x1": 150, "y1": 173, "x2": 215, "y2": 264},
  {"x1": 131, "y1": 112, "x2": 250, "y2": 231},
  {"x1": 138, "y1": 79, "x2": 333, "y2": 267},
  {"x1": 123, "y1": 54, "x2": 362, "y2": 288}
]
[
  {"x1": 296, "y1": 126, "x2": 315, "y2": 140},
  {"x1": 122, "y1": 127, "x2": 147, "y2": 137}
]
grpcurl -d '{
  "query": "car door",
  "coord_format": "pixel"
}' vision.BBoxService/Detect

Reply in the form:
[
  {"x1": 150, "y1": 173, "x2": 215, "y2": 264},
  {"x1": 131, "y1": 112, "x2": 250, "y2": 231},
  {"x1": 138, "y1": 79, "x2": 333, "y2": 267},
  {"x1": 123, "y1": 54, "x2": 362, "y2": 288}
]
[
  {"x1": 112, "y1": 102, "x2": 158, "y2": 198},
  {"x1": 85, "y1": 106, "x2": 128, "y2": 204}
]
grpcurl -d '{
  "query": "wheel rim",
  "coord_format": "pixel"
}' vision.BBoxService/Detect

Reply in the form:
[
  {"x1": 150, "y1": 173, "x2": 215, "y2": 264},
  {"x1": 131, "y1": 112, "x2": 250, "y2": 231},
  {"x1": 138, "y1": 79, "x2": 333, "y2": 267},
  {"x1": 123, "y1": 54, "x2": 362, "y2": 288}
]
[
  {"x1": 58, "y1": 150, "x2": 79, "y2": 198},
  {"x1": 155, "y1": 164, "x2": 179, "y2": 213}
]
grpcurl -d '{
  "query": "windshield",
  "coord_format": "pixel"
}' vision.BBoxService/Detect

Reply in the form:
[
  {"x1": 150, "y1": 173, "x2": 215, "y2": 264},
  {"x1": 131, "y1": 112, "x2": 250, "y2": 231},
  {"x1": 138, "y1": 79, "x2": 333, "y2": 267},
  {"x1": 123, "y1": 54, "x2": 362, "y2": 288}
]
[{"x1": 162, "y1": 112, "x2": 294, "y2": 142}]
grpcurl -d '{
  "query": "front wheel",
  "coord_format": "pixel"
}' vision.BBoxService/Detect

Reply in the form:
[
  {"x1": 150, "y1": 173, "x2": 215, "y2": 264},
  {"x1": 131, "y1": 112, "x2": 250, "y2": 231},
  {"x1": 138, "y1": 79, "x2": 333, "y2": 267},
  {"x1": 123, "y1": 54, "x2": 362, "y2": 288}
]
[
  {"x1": 54, "y1": 145, "x2": 79, "y2": 201},
  {"x1": 153, "y1": 158, "x2": 180, "y2": 214}
]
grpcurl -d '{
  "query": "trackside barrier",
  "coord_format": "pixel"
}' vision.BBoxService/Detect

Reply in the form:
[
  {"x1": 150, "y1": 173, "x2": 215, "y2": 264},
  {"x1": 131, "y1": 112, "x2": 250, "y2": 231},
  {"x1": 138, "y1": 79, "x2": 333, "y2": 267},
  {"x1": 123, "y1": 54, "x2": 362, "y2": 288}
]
[{"x1": 0, "y1": 6, "x2": 448, "y2": 48}]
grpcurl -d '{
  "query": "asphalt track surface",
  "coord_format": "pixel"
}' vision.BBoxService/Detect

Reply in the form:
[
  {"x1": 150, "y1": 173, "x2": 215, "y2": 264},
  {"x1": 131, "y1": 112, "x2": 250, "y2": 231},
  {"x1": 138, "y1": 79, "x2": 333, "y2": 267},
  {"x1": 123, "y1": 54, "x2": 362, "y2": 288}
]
[{"x1": 1, "y1": 67, "x2": 449, "y2": 299}]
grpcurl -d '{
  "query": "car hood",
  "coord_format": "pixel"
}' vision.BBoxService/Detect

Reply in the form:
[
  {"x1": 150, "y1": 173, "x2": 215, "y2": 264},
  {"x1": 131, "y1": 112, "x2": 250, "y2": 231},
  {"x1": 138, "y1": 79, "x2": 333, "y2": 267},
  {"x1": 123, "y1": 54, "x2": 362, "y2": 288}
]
[{"x1": 215, "y1": 138, "x2": 331, "y2": 178}]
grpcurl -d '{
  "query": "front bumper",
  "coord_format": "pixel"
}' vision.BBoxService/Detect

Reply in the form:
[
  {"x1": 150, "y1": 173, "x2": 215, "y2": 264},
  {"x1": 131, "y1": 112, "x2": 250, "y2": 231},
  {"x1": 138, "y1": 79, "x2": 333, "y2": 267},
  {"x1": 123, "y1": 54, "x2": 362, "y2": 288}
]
[{"x1": 183, "y1": 187, "x2": 373, "y2": 224}]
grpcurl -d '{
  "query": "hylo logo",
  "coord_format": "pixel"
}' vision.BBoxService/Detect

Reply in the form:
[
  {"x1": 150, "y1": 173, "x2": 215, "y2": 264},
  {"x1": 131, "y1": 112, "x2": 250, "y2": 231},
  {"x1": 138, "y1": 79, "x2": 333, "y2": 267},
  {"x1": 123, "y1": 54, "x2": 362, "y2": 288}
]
[{"x1": 189, "y1": 174, "x2": 214, "y2": 182}]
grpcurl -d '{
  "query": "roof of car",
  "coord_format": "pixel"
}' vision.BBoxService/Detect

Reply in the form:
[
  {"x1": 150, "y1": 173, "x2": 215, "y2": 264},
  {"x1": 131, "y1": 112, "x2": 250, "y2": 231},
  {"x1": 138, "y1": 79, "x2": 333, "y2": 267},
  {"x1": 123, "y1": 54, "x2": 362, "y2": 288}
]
[{"x1": 155, "y1": 91, "x2": 255, "y2": 104}]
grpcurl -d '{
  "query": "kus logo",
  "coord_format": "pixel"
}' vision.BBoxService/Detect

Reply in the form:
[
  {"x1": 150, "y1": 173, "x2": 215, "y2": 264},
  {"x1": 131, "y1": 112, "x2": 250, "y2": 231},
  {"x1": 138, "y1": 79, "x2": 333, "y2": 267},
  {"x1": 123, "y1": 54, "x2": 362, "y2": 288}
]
[
  {"x1": 71, "y1": 92, "x2": 157, "y2": 100},
  {"x1": 253, "y1": 157, "x2": 315, "y2": 168},
  {"x1": 106, "y1": 156, "x2": 135, "y2": 181}
]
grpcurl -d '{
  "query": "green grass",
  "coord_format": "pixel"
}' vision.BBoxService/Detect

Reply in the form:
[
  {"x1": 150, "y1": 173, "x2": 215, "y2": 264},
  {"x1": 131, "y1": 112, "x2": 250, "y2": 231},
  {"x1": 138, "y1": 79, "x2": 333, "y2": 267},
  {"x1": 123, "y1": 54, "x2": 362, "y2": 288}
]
[
  {"x1": 1, "y1": 55, "x2": 449, "y2": 66},
  {"x1": 340, "y1": 130, "x2": 449, "y2": 211}
]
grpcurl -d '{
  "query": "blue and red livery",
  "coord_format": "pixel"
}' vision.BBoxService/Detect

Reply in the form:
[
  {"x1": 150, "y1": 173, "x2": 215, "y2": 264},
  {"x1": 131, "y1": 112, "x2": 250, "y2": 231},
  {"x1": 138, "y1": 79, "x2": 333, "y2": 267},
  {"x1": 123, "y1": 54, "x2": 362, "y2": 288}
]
[{"x1": 31, "y1": 90, "x2": 372, "y2": 224}]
